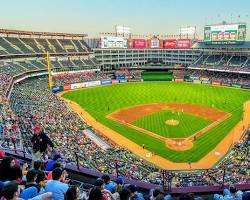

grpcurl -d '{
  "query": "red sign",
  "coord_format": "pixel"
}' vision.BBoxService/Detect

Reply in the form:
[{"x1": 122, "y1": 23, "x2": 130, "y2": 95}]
[
  {"x1": 112, "y1": 80, "x2": 119, "y2": 84},
  {"x1": 146, "y1": 39, "x2": 151, "y2": 48},
  {"x1": 163, "y1": 39, "x2": 177, "y2": 48},
  {"x1": 63, "y1": 84, "x2": 71, "y2": 91},
  {"x1": 128, "y1": 38, "x2": 133, "y2": 48},
  {"x1": 133, "y1": 39, "x2": 146, "y2": 48},
  {"x1": 212, "y1": 81, "x2": 221, "y2": 86},
  {"x1": 177, "y1": 39, "x2": 191, "y2": 48}
]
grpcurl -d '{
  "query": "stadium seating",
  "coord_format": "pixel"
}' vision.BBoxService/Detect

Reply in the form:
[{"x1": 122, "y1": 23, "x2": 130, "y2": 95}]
[
  {"x1": 205, "y1": 55, "x2": 223, "y2": 65},
  {"x1": 4, "y1": 37, "x2": 34, "y2": 54},
  {"x1": 0, "y1": 37, "x2": 22, "y2": 54},
  {"x1": 0, "y1": 36, "x2": 92, "y2": 56},
  {"x1": 229, "y1": 56, "x2": 247, "y2": 67},
  {"x1": 0, "y1": 30, "x2": 250, "y2": 198},
  {"x1": 19, "y1": 38, "x2": 44, "y2": 53}
]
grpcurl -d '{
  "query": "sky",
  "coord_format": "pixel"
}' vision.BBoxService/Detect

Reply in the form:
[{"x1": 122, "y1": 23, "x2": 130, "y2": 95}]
[{"x1": 0, "y1": 0, "x2": 250, "y2": 39}]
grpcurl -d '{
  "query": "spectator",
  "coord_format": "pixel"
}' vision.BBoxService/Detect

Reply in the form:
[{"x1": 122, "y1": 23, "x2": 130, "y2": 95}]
[
  {"x1": 223, "y1": 185, "x2": 243, "y2": 200},
  {"x1": 126, "y1": 184, "x2": 144, "y2": 200},
  {"x1": 113, "y1": 176, "x2": 124, "y2": 199},
  {"x1": 47, "y1": 162, "x2": 62, "y2": 181},
  {"x1": 19, "y1": 170, "x2": 39, "y2": 199},
  {"x1": 155, "y1": 194, "x2": 165, "y2": 200},
  {"x1": 0, "y1": 181, "x2": 20, "y2": 200},
  {"x1": 33, "y1": 161, "x2": 42, "y2": 172},
  {"x1": 44, "y1": 167, "x2": 69, "y2": 200},
  {"x1": 118, "y1": 188, "x2": 131, "y2": 200},
  {"x1": 9, "y1": 166, "x2": 22, "y2": 183},
  {"x1": 102, "y1": 175, "x2": 116, "y2": 194},
  {"x1": 94, "y1": 178, "x2": 114, "y2": 200},
  {"x1": 64, "y1": 185, "x2": 80, "y2": 200},
  {"x1": 24, "y1": 170, "x2": 38, "y2": 190},
  {"x1": 179, "y1": 193, "x2": 193, "y2": 200},
  {"x1": 88, "y1": 187, "x2": 102, "y2": 200},
  {"x1": 35, "y1": 171, "x2": 47, "y2": 193},
  {"x1": 242, "y1": 191, "x2": 250, "y2": 200},
  {"x1": 0, "y1": 157, "x2": 15, "y2": 182},
  {"x1": 31, "y1": 125, "x2": 54, "y2": 163},
  {"x1": 45, "y1": 153, "x2": 61, "y2": 172}
]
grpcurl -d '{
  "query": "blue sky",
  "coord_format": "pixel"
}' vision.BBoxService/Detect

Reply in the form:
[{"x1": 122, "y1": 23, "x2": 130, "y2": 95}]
[{"x1": 0, "y1": 0, "x2": 249, "y2": 38}]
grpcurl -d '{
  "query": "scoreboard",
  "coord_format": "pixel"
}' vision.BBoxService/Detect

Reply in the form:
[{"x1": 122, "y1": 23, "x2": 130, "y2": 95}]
[{"x1": 204, "y1": 23, "x2": 246, "y2": 44}]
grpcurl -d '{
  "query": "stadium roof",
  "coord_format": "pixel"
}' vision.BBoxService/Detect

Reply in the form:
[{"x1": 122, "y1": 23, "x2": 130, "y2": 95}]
[
  {"x1": 192, "y1": 41, "x2": 250, "y2": 49},
  {"x1": 0, "y1": 29, "x2": 88, "y2": 38}
]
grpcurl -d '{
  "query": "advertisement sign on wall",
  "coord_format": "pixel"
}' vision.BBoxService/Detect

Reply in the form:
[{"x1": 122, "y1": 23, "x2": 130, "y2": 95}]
[
  {"x1": 133, "y1": 39, "x2": 146, "y2": 48},
  {"x1": 241, "y1": 85, "x2": 250, "y2": 89},
  {"x1": 151, "y1": 38, "x2": 160, "y2": 48},
  {"x1": 63, "y1": 84, "x2": 71, "y2": 91},
  {"x1": 202, "y1": 80, "x2": 211, "y2": 84},
  {"x1": 101, "y1": 36, "x2": 128, "y2": 48},
  {"x1": 231, "y1": 83, "x2": 241, "y2": 88},
  {"x1": 101, "y1": 79, "x2": 112, "y2": 85},
  {"x1": 70, "y1": 83, "x2": 86, "y2": 90},
  {"x1": 212, "y1": 81, "x2": 221, "y2": 86},
  {"x1": 193, "y1": 80, "x2": 201, "y2": 84},
  {"x1": 175, "y1": 78, "x2": 184, "y2": 82},
  {"x1": 177, "y1": 39, "x2": 191, "y2": 48},
  {"x1": 119, "y1": 79, "x2": 128, "y2": 83},
  {"x1": 221, "y1": 83, "x2": 231, "y2": 87},
  {"x1": 112, "y1": 80, "x2": 119, "y2": 84},
  {"x1": 163, "y1": 39, "x2": 177, "y2": 49},
  {"x1": 85, "y1": 80, "x2": 101, "y2": 87}
]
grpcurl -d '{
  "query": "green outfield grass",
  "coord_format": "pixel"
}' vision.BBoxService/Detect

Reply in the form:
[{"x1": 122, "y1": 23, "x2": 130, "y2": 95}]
[
  {"x1": 133, "y1": 110, "x2": 211, "y2": 138},
  {"x1": 63, "y1": 82, "x2": 250, "y2": 162}
]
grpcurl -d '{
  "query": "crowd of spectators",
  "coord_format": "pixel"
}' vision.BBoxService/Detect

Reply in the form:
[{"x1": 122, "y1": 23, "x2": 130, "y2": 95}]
[
  {"x1": 0, "y1": 72, "x2": 21, "y2": 151},
  {"x1": 0, "y1": 153, "x2": 249, "y2": 200},
  {"x1": 53, "y1": 72, "x2": 111, "y2": 87},
  {"x1": 0, "y1": 70, "x2": 249, "y2": 193},
  {"x1": 172, "y1": 69, "x2": 250, "y2": 85},
  {"x1": 114, "y1": 69, "x2": 142, "y2": 81}
]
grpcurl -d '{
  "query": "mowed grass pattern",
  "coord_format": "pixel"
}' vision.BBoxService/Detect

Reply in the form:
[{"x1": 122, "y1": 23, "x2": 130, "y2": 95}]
[
  {"x1": 133, "y1": 110, "x2": 211, "y2": 138},
  {"x1": 63, "y1": 82, "x2": 250, "y2": 162}
]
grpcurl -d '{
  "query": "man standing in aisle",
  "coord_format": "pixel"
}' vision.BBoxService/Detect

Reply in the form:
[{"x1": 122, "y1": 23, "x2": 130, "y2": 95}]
[{"x1": 31, "y1": 125, "x2": 54, "y2": 163}]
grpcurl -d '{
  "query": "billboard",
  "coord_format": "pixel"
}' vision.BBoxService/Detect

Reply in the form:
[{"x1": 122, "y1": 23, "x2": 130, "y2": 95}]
[
  {"x1": 85, "y1": 80, "x2": 101, "y2": 87},
  {"x1": 116, "y1": 26, "x2": 131, "y2": 35},
  {"x1": 101, "y1": 36, "x2": 128, "y2": 48},
  {"x1": 63, "y1": 84, "x2": 71, "y2": 91},
  {"x1": 151, "y1": 38, "x2": 160, "y2": 48},
  {"x1": 204, "y1": 23, "x2": 246, "y2": 43},
  {"x1": 180, "y1": 27, "x2": 196, "y2": 35},
  {"x1": 163, "y1": 39, "x2": 177, "y2": 48},
  {"x1": 70, "y1": 83, "x2": 86, "y2": 90},
  {"x1": 101, "y1": 79, "x2": 112, "y2": 85},
  {"x1": 177, "y1": 39, "x2": 191, "y2": 48},
  {"x1": 133, "y1": 39, "x2": 146, "y2": 48}
]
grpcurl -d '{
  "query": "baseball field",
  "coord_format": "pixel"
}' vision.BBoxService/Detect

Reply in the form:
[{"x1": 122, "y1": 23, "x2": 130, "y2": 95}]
[{"x1": 62, "y1": 82, "x2": 250, "y2": 166}]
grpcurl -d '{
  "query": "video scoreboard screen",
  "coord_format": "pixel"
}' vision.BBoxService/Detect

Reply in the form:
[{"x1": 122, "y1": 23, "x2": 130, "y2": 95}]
[{"x1": 204, "y1": 23, "x2": 246, "y2": 44}]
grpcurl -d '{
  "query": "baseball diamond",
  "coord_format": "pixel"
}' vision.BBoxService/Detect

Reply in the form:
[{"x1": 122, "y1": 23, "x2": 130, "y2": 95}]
[{"x1": 62, "y1": 82, "x2": 250, "y2": 168}]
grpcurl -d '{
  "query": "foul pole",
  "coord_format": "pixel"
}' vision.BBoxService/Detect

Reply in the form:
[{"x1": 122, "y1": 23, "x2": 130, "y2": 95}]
[{"x1": 46, "y1": 51, "x2": 53, "y2": 93}]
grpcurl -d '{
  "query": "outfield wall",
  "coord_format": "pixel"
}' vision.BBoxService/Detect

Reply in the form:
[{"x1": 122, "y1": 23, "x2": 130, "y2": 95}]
[{"x1": 52, "y1": 77, "x2": 250, "y2": 93}]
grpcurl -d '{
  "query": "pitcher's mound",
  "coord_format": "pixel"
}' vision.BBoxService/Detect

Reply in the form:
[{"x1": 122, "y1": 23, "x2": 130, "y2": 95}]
[{"x1": 165, "y1": 119, "x2": 179, "y2": 126}]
